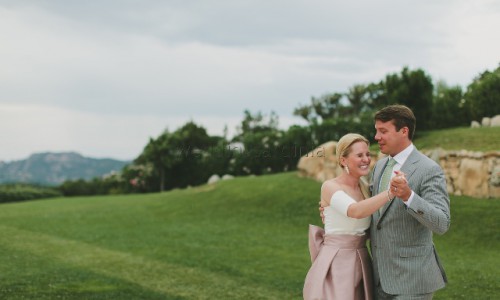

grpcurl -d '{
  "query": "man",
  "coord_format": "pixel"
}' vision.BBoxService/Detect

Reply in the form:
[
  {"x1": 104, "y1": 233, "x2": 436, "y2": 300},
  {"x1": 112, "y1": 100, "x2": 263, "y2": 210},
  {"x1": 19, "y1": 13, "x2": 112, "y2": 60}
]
[
  {"x1": 322, "y1": 105, "x2": 450, "y2": 299},
  {"x1": 370, "y1": 105, "x2": 450, "y2": 299}
]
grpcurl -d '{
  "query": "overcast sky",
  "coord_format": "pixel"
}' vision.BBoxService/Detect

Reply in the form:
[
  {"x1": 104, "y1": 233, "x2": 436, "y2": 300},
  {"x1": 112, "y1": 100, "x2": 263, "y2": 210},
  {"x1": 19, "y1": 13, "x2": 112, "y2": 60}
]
[{"x1": 1, "y1": 0, "x2": 499, "y2": 162}]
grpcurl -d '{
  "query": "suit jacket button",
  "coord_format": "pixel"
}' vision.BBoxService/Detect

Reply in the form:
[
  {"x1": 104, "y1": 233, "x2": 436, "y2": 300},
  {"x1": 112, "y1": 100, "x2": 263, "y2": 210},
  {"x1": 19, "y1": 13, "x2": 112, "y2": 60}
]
[
  {"x1": 377, "y1": 224, "x2": 381, "y2": 230},
  {"x1": 417, "y1": 210, "x2": 424, "y2": 215}
]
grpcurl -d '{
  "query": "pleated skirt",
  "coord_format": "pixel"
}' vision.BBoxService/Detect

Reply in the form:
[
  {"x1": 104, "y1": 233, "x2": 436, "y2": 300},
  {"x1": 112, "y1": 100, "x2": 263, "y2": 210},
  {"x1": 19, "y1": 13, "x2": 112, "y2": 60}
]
[{"x1": 303, "y1": 225, "x2": 373, "y2": 300}]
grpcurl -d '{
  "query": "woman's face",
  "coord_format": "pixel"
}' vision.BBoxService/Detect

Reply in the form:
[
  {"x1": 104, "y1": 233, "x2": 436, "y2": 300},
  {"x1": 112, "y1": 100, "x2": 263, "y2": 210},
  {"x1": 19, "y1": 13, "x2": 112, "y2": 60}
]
[{"x1": 342, "y1": 141, "x2": 371, "y2": 177}]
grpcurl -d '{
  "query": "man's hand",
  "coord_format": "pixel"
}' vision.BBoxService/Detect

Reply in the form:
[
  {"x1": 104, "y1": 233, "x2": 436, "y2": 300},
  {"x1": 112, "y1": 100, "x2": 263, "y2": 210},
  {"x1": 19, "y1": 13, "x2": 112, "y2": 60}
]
[
  {"x1": 319, "y1": 202, "x2": 325, "y2": 224},
  {"x1": 390, "y1": 170, "x2": 411, "y2": 201}
]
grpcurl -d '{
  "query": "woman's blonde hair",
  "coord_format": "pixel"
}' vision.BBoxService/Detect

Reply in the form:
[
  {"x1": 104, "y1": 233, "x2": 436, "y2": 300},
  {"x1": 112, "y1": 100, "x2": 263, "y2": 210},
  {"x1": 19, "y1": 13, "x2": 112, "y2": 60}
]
[
  {"x1": 335, "y1": 133, "x2": 370, "y2": 167},
  {"x1": 336, "y1": 133, "x2": 371, "y2": 199}
]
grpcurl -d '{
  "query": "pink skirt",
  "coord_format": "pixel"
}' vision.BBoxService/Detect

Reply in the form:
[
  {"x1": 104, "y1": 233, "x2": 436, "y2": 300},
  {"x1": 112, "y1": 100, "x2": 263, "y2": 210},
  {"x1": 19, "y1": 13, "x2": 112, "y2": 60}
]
[{"x1": 303, "y1": 225, "x2": 373, "y2": 300}]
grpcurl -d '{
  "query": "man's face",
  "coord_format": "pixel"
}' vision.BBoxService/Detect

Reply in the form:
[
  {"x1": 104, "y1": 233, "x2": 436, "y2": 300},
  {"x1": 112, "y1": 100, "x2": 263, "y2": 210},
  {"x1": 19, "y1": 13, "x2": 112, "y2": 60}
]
[{"x1": 374, "y1": 120, "x2": 407, "y2": 156}]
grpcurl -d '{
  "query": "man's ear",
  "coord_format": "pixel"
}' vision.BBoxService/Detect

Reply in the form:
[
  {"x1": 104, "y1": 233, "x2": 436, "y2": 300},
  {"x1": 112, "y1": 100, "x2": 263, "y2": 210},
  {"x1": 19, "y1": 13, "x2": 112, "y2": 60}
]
[{"x1": 401, "y1": 126, "x2": 409, "y2": 136}]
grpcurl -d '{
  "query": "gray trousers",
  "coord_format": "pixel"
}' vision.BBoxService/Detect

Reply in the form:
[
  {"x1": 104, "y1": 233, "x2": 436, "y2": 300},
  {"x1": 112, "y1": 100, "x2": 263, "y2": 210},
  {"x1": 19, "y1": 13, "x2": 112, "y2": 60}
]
[{"x1": 375, "y1": 286, "x2": 433, "y2": 300}]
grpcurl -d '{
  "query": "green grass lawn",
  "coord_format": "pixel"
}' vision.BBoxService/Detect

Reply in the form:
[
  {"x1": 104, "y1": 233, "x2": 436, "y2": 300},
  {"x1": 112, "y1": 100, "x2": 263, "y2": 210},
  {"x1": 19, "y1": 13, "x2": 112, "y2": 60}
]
[
  {"x1": 414, "y1": 126, "x2": 500, "y2": 151},
  {"x1": 0, "y1": 172, "x2": 499, "y2": 299}
]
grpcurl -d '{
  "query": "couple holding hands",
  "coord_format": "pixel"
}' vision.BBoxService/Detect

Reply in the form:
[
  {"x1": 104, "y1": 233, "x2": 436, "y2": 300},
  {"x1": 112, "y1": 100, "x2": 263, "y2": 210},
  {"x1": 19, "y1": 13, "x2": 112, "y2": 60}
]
[{"x1": 303, "y1": 105, "x2": 450, "y2": 300}]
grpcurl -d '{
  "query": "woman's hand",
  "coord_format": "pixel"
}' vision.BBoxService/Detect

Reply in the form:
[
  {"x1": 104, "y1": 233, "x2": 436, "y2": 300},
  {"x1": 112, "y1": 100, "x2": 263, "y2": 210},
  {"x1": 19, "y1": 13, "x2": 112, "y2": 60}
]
[{"x1": 390, "y1": 171, "x2": 411, "y2": 201}]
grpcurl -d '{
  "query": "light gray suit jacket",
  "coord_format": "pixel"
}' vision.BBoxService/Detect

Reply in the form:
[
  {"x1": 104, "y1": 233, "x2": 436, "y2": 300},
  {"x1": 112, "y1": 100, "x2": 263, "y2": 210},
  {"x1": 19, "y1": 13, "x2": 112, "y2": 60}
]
[{"x1": 369, "y1": 147, "x2": 450, "y2": 295}]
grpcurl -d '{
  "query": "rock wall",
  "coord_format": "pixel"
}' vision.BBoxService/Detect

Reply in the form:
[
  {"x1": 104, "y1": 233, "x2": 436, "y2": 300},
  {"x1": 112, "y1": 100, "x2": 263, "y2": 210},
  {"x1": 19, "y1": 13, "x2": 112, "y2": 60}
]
[
  {"x1": 425, "y1": 149, "x2": 500, "y2": 198},
  {"x1": 472, "y1": 114, "x2": 500, "y2": 127},
  {"x1": 297, "y1": 142, "x2": 500, "y2": 199}
]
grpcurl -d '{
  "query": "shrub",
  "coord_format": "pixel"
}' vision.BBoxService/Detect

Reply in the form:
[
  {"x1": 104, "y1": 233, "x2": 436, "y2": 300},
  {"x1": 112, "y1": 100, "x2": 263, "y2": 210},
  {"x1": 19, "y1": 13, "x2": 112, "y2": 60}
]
[{"x1": 0, "y1": 184, "x2": 62, "y2": 203}]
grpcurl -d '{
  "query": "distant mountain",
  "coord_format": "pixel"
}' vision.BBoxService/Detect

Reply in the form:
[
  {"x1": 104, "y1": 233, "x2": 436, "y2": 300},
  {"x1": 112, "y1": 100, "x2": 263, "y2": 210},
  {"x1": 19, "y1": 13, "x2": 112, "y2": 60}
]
[{"x1": 0, "y1": 152, "x2": 130, "y2": 186}]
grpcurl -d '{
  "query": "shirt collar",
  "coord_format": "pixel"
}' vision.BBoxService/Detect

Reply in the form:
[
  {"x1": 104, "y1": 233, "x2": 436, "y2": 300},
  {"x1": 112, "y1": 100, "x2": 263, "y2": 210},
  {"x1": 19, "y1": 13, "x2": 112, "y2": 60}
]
[{"x1": 391, "y1": 143, "x2": 414, "y2": 166}]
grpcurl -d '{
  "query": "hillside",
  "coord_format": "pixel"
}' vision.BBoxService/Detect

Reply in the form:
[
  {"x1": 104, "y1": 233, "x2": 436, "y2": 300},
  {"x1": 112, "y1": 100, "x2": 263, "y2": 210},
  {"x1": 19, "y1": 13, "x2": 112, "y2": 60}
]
[
  {"x1": 414, "y1": 126, "x2": 500, "y2": 151},
  {"x1": 0, "y1": 172, "x2": 498, "y2": 299},
  {"x1": 0, "y1": 152, "x2": 129, "y2": 186}
]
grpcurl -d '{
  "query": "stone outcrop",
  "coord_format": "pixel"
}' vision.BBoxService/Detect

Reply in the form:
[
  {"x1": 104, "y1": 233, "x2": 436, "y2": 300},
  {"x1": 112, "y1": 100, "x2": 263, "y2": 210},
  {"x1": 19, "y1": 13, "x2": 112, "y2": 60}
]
[
  {"x1": 207, "y1": 174, "x2": 234, "y2": 184},
  {"x1": 207, "y1": 174, "x2": 220, "y2": 184},
  {"x1": 297, "y1": 141, "x2": 500, "y2": 199},
  {"x1": 471, "y1": 114, "x2": 500, "y2": 127},
  {"x1": 481, "y1": 117, "x2": 491, "y2": 127},
  {"x1": 471, "y1": 121, "x2": 481, "y2": 128},
  {"x1": 221, "y1": 174, "x2": 234, "y2": 180},
  {"x1": 491, "y1": 115, "x2": 500, "y2": 127},
  {"x1": 296, "y1": 141, "x2": 340, "y2": 182},
  {"x1": 425, "y1": 149, "x2": 500, "y2": 198}
]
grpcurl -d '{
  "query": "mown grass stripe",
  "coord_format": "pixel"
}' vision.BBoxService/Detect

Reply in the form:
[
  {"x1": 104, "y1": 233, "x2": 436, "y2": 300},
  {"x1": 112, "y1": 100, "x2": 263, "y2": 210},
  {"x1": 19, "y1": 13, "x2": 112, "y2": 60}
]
[{"x1": 0, "y1": 225, "x2": 291, "y2": 299}]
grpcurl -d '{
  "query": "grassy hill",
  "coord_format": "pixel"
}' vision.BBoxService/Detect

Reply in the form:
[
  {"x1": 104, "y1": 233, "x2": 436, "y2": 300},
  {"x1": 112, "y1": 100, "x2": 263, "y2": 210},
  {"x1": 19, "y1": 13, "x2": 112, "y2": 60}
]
[
  {"x1": 0, "y1": 172, "x2": 498, "y2": 299},
  {"x1": 414, "y1": 126, "x2": 500, "y2": 151}
]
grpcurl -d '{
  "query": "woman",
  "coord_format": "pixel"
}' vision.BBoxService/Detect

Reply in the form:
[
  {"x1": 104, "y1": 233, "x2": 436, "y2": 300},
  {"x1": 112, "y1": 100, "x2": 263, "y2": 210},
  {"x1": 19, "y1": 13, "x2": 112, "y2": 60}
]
[{"x1": 303, "y1": 133, "x2": 400, "y2": 300}]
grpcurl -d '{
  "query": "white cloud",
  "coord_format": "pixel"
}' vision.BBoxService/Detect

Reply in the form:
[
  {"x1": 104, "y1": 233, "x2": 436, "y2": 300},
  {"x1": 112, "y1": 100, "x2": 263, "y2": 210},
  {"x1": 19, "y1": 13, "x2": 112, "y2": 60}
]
[
  {"x1": 0, "y1": 103, "x2": 304, "y2": 162},
  {"x1": 0, "y1": 104, "x2": 158, "y2": 161},
  {"x1": 0, "y1": 1, "x2": 498, "y2": 161}
]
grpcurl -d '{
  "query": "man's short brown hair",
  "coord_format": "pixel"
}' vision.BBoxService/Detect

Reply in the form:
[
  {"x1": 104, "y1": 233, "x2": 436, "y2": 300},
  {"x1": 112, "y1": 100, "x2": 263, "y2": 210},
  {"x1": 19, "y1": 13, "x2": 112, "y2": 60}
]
[{"x1": 374, "y1": 105, "x2": 416, "y2": 140}]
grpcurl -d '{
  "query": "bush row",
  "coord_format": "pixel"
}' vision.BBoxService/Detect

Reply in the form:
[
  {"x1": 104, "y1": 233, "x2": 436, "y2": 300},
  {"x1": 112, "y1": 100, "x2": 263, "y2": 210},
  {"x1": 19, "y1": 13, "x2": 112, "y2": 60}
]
[{"x1": 0, "y1": 184, "x2": 62, "y2": 203}]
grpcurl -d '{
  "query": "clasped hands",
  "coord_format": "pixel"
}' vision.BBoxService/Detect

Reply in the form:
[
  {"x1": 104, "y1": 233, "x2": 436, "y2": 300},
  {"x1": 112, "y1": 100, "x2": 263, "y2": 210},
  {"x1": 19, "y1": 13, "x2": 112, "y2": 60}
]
[{"x1": 390, "y1": 170, "x2": 410, "y2": 201}]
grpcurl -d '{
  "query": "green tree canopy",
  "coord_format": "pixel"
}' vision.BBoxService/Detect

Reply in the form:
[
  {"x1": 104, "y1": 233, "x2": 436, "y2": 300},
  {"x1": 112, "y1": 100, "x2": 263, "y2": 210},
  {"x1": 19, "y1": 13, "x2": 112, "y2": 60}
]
[
  {"x1": 431, "y1": 80, "x2": 467, "y2": 129},
  {"x1": 464, "y1": 64, "x2": 500, "y2": 121},
  {"x1": 383, "y1": 67, "x2": 434, "y2": 130}
]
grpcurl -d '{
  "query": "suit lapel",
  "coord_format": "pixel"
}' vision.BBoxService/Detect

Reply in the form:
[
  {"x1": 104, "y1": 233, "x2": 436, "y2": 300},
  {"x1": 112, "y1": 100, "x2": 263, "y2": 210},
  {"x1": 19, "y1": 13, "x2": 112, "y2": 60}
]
[
  {"x1": 399, "y1": 149, "x2": 420, "y2": 180},
  {"x1": 375, "y1": 148, "x2": 421, "y2": 224},
  {"x1": 372, "y1": 157, "x2": 389, "y2": 222},
  {"x1": 373, "y1": 157, "x2": 389, "y2": 195}
]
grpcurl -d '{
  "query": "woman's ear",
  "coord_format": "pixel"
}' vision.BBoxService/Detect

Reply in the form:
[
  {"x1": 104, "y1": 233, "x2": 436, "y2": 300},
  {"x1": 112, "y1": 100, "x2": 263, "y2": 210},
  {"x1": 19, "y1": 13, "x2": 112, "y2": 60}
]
[{"x1": 339, "y1": 157, "x2": 346, "y2": 168}]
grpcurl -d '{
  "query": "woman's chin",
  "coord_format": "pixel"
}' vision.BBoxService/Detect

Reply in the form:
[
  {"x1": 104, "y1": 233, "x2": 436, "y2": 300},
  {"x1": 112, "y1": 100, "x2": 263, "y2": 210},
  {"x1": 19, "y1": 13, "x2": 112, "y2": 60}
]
[{"x1": 356, "y1": 170, "x2": 370, "y2": 177}]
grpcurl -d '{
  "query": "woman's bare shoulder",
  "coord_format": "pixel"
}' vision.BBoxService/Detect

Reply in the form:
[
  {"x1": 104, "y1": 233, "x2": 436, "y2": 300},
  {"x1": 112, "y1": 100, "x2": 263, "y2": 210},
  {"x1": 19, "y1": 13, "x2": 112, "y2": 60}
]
[{"x1": 321, "y1": 178, "x2": 343, "y2": 205}]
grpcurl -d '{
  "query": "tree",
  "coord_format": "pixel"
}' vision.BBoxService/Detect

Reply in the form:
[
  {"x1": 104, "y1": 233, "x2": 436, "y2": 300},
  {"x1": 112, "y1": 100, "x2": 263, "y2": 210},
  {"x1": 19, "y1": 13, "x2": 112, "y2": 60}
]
[
  {"x1": 364, "y1": 82, "x2": 387, "y2": 109},
  {"x1": 431, "y1": 80, "x2": 467, "y2": 129},
  {"x1": 383, "y1": 67, "x2": 434, "y2": 130},
  {"x1": 293, "y1": 104, "x2": 313, "y2": 123},
  {"x1": 236, "y1": 110, "x2": 280, "y2": 135},
  {"x1": 167, "y1": 121, "x2": 222, "y2": 188},
  {"x1": 345, "y1": 84, "x2": 372, "y2": 115},
  {"x1": 231, "y1": 110, "x2": 290, "y2": 175},
  {"x1": 293, "y1": 93, "x2": 344, "y2": 124},
  {"x1": 134, "y1": 121, "x2": 221, "y2": 192},
  {"x1": 135, "y1": 134, "x2": 167, "y2": 192},
  {"x1": 463, "y1": 64, "x2": 500, "y2": 121}
]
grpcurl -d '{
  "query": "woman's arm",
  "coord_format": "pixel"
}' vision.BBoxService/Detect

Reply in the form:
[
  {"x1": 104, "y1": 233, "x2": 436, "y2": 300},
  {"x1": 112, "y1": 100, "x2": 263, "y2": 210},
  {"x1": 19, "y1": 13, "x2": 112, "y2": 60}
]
[
  {"x1": 346, "y1": 175, "x2": 406, "y2": 219},
  {"x1": 347, "y1": 189, "x2": 394, "y2": 219}
]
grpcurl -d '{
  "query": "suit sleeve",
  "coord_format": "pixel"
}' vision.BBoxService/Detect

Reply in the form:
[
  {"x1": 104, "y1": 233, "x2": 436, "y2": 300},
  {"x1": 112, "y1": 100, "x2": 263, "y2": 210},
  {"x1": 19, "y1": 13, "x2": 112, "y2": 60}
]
[{"x1": 406, "y1": 163, "x2": 451, "y2": 235}]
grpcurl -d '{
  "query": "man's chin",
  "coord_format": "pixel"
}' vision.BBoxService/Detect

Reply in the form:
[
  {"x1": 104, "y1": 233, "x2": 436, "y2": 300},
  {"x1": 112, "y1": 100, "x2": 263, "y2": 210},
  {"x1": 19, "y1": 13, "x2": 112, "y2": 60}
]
[{"x1": 378, "y1": 145, "x2": 388, "y2": 155}]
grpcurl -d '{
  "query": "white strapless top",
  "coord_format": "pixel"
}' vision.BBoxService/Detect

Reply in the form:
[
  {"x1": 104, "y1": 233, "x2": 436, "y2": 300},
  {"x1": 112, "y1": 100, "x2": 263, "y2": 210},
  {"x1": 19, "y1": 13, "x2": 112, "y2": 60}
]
[{"x1": 323, "y1": 190, "x2": 371, "y2": 236}]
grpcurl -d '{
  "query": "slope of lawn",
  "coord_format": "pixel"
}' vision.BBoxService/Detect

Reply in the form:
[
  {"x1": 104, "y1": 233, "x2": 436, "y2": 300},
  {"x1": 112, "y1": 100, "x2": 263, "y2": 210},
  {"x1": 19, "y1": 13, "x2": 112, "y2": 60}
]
[
  {"x1": 0, "y1": 172, "x2": 499, "y2": 299},
  {"x1": 414, "y1": 126, "x2": 500, "y2": 152}
]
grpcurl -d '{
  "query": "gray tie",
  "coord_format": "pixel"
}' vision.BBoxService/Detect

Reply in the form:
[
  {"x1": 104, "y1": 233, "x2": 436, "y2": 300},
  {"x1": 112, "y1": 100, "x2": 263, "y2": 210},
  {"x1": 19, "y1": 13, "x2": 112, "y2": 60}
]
[{"x1": 379, "y1": 158, "x2": 397, "y2": 213}]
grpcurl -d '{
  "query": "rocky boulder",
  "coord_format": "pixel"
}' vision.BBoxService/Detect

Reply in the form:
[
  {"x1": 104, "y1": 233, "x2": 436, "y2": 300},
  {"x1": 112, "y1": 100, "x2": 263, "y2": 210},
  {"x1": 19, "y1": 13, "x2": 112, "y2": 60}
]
[{"x1": 491, "y1": 115, "x2": 500, "y2": 127}]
